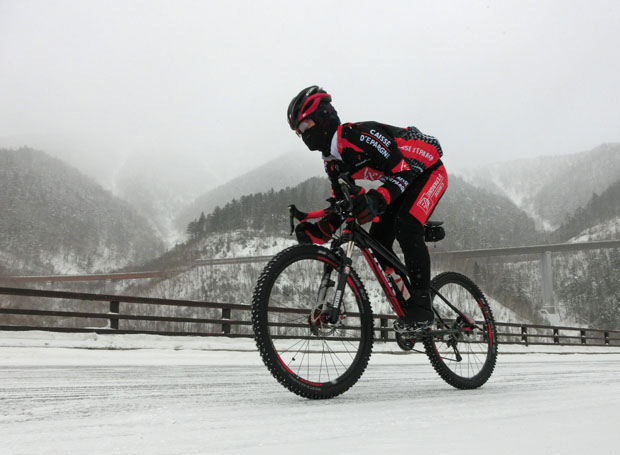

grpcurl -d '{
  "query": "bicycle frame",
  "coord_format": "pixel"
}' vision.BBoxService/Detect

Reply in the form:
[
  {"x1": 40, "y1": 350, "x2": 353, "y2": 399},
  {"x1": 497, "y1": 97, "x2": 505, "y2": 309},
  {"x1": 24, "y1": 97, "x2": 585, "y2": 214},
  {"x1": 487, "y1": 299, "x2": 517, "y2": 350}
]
[
  {"x1": 342, "y1": 223, "x2": 478, "y2": 334},
  {"x1": 345, "y1": 221, "x2": 408, "y2": 317},
  {"x1": 290, "y1": 197, "x2": 475, "y2": 330}
]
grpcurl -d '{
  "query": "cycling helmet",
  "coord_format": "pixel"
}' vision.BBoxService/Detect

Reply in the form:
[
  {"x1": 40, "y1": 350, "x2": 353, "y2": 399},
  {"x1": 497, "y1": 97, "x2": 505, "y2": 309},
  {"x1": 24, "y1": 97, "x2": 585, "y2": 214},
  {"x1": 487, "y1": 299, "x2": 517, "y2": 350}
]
[{"x1": 287, "y1": 85, "x2": 332, "y2": 131}]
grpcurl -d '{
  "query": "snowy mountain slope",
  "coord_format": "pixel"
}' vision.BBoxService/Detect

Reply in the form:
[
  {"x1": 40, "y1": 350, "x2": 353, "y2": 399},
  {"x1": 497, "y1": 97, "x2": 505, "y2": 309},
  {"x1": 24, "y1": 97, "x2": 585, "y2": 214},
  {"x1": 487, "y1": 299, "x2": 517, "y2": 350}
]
[
  {"x1": 568, "y1": 217, "x2": 620, "y2": 243},
  {"x1": 0, "y1": 147, "x2": 165, "y2": 274},
  {"x1": 459, "y1": 143, "x2": 620, "y2": 230},
  {"x1": 0, "y1": 135, "x2": 224, "y2": 246},
  {"x1": 430, "y1": 175, "x2": 543, "y2": 249},
  {"x1": 552, "y1": 177, "x2": 620, "y2": 242}
]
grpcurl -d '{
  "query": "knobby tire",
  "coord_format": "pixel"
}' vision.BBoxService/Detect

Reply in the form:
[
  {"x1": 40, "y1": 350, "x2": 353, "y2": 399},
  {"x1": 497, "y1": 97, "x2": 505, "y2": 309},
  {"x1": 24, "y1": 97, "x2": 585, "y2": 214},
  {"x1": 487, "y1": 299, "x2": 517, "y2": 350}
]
[
  {"x1": 252, "y1": 244, "x2": 374, "y2": 399},
  {"x1": 423, "y1": 271, "x2": 498, "y2": 389}
]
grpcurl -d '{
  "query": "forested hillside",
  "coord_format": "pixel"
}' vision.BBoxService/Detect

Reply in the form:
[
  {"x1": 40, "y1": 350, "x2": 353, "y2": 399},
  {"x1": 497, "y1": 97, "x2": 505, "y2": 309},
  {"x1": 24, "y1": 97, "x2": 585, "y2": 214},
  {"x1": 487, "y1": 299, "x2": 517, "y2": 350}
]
[
  {"x1": 552, "y1": 178, "x2": 620, "y2": 242},
  {"x1": 186, "y1": 177, "x2": 331, "y2": 238},
  {"x1": 0, "y1": 148, "x2": 165, "y2": 274},
  {"x1": 142, "y1": 177, "x2": 330, "y2": 271},
  {"x1": 176, "y1": 151, "x2": 324, "y2": 231}
]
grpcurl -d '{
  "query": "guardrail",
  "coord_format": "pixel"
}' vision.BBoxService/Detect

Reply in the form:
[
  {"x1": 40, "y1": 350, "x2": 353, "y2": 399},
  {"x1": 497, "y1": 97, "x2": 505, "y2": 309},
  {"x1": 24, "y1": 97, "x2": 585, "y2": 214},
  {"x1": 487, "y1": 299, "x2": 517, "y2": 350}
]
[
  {"x1": 1, "y1": 287, "x2": 618, "y2": 347},
  {"x1": 5, "y1": 240, "x2": 620, "y2": 285}
]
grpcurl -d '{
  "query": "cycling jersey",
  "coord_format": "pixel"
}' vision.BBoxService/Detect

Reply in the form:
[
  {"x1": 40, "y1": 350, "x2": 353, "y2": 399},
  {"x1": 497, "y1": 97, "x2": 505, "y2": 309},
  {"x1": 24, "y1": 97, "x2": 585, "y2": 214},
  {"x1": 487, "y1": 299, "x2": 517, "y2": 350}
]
[
  {"x1": 323, "y1": 121, "x2": 447, "y2": 290},
  {"x1": 323, "y1": 121, "x2": 444, "y2": 206}
]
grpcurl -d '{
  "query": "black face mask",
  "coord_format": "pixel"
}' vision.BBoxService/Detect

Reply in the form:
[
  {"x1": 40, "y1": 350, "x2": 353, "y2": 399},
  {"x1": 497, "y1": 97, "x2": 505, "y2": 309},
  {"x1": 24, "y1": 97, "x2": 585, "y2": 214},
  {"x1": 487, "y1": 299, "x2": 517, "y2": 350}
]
[
  {"x1": 300, "y1": 102, "x2": 340, "y2": 153},
  {"x1": 301, "y1": 127, "x2": 331, "y2": 152}
]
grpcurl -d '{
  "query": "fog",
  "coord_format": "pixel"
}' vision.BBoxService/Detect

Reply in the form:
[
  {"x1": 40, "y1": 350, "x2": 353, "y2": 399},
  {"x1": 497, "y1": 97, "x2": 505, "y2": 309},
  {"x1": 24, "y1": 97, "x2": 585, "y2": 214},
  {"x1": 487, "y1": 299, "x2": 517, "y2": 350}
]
[{"x1": 1, "y1": 0, "x2": 619, "y2": 187}]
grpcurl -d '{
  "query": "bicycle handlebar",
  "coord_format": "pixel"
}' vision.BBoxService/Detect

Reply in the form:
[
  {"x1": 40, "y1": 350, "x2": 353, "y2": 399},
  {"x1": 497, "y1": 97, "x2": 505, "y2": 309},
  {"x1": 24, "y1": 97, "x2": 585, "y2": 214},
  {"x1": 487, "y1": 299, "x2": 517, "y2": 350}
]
[{"x1": 288, "y1": 174, "x2": 356, "y2": 235}]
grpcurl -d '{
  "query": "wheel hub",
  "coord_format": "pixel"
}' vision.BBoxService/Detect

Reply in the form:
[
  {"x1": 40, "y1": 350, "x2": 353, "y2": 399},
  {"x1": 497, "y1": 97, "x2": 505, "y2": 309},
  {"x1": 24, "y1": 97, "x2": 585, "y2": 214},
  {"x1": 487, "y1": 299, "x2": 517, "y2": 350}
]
[{"x1": 308, "y1": 304, "x2": 344, "y2": 336}]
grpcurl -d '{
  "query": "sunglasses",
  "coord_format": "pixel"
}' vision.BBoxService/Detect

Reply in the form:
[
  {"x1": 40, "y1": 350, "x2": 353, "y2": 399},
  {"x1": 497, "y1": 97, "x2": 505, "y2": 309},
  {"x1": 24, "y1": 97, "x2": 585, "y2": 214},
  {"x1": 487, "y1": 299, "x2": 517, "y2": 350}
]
[{"x1": 295, "y1": 119, "x2": 314, "y2": 137}]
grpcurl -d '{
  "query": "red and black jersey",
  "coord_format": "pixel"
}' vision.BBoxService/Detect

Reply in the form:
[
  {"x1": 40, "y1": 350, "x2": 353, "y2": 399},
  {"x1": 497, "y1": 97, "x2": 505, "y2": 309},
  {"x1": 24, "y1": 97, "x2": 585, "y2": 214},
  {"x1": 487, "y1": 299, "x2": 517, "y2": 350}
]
[{"x1": 323, "y1": 121, "x2": 443, "y2": 205}]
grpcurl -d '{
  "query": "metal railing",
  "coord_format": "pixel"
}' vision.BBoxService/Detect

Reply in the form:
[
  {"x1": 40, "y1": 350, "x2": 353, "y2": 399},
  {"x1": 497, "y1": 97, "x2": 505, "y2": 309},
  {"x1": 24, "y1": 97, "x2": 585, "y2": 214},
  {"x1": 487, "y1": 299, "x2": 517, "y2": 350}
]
[{"x1": 1, "y1": 286, "x2": 618, "y2": 347}]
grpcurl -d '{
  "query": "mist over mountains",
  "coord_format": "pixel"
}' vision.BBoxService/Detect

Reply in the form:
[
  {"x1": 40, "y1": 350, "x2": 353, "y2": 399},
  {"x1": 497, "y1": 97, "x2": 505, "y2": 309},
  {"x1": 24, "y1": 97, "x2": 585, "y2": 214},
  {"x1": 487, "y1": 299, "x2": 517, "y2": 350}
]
[{"x1": 112, "y1": 151, "x2": 222, "y2": 245}]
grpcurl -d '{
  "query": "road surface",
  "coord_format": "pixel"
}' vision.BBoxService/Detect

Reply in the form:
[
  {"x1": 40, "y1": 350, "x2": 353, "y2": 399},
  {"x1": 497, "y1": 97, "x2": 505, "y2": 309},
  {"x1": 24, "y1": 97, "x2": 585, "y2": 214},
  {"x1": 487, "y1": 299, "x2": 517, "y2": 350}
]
[{"x1": 1, "y1": 342, "x2": 619, "y2": 455}]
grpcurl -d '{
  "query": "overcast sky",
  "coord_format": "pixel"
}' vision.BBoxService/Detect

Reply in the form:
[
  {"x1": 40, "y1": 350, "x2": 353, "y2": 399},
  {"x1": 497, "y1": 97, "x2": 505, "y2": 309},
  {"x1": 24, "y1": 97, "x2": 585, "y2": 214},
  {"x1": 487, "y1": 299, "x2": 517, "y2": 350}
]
[{"x1": 1, "y1": 0, "x2": 619, "y2": 184}]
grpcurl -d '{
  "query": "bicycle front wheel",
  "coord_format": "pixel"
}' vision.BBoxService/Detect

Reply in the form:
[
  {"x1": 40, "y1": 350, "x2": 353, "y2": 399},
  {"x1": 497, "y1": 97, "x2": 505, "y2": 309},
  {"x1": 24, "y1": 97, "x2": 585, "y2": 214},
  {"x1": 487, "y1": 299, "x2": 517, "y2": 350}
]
[
  {"x1": 423, "y1": 272, "x2": 498, "y2": 389},
  {"x1": 252, "y1": 244, "x2": 374, "y2": 399}
]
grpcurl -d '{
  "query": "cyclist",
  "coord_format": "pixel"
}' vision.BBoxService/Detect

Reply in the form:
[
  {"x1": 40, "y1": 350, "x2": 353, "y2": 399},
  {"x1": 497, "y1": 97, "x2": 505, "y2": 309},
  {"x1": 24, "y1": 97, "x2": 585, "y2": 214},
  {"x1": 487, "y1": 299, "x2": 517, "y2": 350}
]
[{"x1": 288, "y1": 85, "x2": 448, "y2": 332}]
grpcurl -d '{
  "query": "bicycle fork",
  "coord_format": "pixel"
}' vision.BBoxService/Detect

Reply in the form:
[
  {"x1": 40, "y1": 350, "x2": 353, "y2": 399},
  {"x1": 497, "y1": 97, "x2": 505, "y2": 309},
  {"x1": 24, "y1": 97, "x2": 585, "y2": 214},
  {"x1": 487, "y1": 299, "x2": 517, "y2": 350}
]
[{"x1": 326, "y1": 239, "x2": 356, "y2": 324}]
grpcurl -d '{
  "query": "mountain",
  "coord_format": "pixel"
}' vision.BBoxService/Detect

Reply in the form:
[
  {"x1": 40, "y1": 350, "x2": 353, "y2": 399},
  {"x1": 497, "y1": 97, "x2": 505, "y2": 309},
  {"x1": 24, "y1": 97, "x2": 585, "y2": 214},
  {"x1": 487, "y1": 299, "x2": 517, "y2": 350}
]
[
  {"x1": 552, "y1": 178, "x2": 620, "y2": 242},
  {"x1": 0, "y1": 134, "x2": 225, "y2": 246},
  {"x1": 0, "y1": 147, "x2": 165, "y2": 275},
  {"x1": 459, "y1": 143, "x2": 620, "y2": 230},
  {"x1": 431, "y1": 175, "x2": 543, "y2": 249},
  {"x1": 175, "y1": 150, "x2": 325, "y2": 232}
]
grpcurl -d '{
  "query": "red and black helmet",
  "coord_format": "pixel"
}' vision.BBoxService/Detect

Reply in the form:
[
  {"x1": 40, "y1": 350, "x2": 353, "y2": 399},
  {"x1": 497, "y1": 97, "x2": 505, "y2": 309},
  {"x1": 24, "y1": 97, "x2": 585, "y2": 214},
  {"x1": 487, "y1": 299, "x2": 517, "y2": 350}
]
[{"x1": 287, "y1": 85, "x2": 332, "y2": 131}]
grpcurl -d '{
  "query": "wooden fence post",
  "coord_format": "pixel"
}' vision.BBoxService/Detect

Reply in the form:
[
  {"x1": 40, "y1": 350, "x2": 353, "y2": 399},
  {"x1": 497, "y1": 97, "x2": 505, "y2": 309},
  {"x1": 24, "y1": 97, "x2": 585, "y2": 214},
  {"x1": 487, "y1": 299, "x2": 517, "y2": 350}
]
[
  {"x1": 109, "y1": 301, "x2": 119, "y2": 329},
  {"x1": 521, "y1": 326, "x2": 528, "y2": 345},
  {"x1": 581, "y1": 330, "x2": 587, "y2": 345},
  {"x1": 222, "y1": 308, "x2": 231, "y2": 335},
  {"x1": 553, "y1": 328, "x2": 560, "y2": 344},
  {"x1": 604, "y1": 331, "x2": 610, "y2": 345},
  {"x1": 380, "y1": 317, "x2": 389, "y2": 342}
]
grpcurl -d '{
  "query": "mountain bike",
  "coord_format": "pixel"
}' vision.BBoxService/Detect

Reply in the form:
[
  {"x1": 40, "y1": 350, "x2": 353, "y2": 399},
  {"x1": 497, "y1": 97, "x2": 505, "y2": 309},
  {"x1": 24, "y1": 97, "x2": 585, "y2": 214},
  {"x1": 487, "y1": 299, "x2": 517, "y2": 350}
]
[{"x1": 251, "y1": 179, "x2": 497, "y2": 399}]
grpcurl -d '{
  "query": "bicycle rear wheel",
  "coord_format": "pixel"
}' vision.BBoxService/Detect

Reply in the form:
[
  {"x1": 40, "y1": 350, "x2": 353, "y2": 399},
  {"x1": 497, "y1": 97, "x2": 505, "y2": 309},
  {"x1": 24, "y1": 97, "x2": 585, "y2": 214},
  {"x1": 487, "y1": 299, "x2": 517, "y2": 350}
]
[
  {"x1": 423, "y1": 272, "x2": 498, "y2": 389},
  {"x1": 252, "y1": 245, "x2": 374, "y2": 399}
]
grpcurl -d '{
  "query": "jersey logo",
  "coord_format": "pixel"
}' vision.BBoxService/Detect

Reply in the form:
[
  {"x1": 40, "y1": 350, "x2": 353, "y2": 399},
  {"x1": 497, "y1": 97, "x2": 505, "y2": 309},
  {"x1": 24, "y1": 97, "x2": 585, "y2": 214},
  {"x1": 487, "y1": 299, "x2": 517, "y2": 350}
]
[
  {"x1": 416, "y1": 173, "x2": 446, "y2": 214},
  {"x1": 392, "y1": 159, "x2": 410, "y2": 173},
  {"x1": 352, "y1": 166, "x2": 383, "y2": 181},
  {"x1": 360, "y1": 133, "x2": 390, "y2": 159},
  {"x1": 417, "y1": 197, "x2": 432, "y2": 214}
]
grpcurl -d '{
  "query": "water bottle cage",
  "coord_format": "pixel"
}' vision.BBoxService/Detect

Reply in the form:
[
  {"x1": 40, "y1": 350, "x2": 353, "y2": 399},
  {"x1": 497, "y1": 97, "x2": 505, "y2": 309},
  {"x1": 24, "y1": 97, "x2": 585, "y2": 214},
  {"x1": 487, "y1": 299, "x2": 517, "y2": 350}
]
[{"x1": 386, "y1": 268, "x2": 410, "y2": 303}]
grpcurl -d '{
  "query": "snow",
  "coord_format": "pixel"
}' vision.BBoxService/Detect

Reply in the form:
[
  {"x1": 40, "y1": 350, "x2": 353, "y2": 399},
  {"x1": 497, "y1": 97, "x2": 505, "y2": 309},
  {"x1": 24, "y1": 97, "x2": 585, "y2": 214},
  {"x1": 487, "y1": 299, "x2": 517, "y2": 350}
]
[
  {"x1": 1, "y1": 332, "x2": 620, "y2": 455},
  {"x1": 193, "y1": 230, "x2": 297, "y2": 259},
  {"x1": 569, "y1": 216, "x2": 620, "y2": 243}
]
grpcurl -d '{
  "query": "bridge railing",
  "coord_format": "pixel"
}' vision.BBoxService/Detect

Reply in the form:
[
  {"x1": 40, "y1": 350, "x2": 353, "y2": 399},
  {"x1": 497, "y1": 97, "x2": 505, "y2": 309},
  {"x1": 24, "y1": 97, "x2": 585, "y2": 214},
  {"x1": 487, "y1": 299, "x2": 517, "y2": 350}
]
[
  {"x1": 1, "y1": 286, "x2": 618, "y2": 347},
  {"x1": 6, "y1": 240, "x2": 620, "y2": 319}
]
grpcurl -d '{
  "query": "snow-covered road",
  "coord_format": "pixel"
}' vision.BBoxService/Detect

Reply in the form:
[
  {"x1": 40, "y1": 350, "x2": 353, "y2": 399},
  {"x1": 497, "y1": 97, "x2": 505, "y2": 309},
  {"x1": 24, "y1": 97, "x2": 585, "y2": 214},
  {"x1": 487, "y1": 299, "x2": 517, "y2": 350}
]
[{"x1": 1, "y1": 336, "x2": 619, "y2": 455}]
